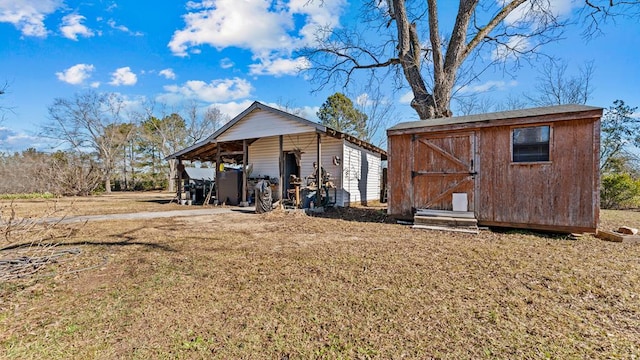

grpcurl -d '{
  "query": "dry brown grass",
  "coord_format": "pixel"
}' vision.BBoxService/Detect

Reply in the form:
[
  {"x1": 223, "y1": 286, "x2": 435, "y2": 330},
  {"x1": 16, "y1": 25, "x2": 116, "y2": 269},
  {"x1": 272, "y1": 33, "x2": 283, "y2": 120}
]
[
  {"x1": 0, "y1": 194, "x2": 639, "y2": 359},
  {"x1": 0, "y1": 191, "x2": 179, "y2": 219}
]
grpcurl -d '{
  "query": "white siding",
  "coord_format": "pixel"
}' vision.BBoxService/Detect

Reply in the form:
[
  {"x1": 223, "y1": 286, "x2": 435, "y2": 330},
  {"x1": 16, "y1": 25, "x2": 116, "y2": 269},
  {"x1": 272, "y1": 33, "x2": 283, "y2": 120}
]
[
  {"x1": 247, "y1": 136, "x2": 280, "y2": 180},
  {"x1": 246, "y1": 133, "x2": 346, "y2": 206},
  {"x1": 218, "y1": 109, "x2": 313, "y2": 142},
  {"x1": 342, "y1": 142, "x2": 382, "y2": 205},
  {"x1": 226, "y1": 110, "x2": 382, "y2": 207}
]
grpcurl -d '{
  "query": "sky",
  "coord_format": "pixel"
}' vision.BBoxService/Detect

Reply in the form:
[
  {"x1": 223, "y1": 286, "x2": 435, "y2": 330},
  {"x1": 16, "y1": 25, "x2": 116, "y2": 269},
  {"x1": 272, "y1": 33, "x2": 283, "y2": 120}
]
[{"x1": 0, "y1": 0, "x2": 639, "y2": 152}]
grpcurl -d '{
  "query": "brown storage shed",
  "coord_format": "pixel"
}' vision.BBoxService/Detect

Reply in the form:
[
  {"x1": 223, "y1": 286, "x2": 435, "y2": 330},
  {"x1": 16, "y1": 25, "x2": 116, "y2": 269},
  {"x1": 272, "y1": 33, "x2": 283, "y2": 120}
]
[{"x1": 387, "y1": 104, "x2": 603, "y2": 233}]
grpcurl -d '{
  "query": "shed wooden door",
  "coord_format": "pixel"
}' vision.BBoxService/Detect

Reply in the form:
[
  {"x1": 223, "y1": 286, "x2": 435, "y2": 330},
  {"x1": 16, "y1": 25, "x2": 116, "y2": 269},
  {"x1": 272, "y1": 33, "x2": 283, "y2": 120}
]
[{"x1": 411, "y1": 132, "x2": 476, "y2": 211}]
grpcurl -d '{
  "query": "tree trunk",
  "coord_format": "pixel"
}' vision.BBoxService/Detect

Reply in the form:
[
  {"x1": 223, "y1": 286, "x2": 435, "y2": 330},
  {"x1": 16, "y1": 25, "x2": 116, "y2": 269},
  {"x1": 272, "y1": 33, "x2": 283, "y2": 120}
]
[
  {"x1": 168, "y1": 158, "x2": 176, "y2": 193},
  {"x1": 105, "y1": 177, "x2": 111, "y2": 193}
]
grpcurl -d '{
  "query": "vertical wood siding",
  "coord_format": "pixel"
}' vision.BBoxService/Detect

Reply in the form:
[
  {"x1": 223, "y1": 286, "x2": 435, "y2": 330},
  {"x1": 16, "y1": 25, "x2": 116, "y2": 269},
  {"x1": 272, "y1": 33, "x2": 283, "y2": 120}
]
[
  {"x1": 477, "y1": 119, "x2": 598, "y2": 231},
  {"x1": 388, "y1": 117, "x2": 600, "y2": 231},
  {"x1": 412, "y1": 133, "x2": 475, "y2": 211},
  {"x1": 387, "y1": 134, "x2": 414, "y2": 218}
]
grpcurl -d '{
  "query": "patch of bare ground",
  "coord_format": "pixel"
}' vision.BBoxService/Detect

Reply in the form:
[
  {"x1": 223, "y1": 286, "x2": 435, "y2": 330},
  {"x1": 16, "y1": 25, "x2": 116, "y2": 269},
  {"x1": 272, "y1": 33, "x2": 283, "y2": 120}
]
[{"x1": 0, "y1": 201, "x2": 639, "y2": 358}]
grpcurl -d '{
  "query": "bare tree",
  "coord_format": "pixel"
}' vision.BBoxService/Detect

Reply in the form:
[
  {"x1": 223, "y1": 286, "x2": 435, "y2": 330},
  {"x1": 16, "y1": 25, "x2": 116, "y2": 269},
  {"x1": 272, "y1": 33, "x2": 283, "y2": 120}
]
[
  {"x1": 184, "y1": 100, "x2": 227, "y2": 144},
  {"x1": 354, "y1": 89, "x2": 397, "y2": 148},
  {"x1": 43, "y1": 91, "x2": 128, "y2": 193},
  {"x1": 274, "y1": 97, "x2": 308, "y2": 117},
  {"x1": 526, "y1": 58, "x2": 595, "y2": 106},
  {"x1": 500, "y1": 94, "x2": 531, "y2": 111},
  {"x1": 454, "y1": 94, "x2": 498, "y2": 116},
  {"x1": 0, "y1": 81, "x2": 12, "y2": 122},
  {"x1": 306, "y1": 0, "x2": 639, "y2": 119},
  {"x1": 136, "y1": 100, "x2": 227, "y2": 192}
]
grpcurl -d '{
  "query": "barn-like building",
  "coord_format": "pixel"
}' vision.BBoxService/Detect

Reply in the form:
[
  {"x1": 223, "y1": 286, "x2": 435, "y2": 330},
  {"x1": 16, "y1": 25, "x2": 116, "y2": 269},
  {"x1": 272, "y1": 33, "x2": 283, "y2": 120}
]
[
  {"x1": 387, "y1": 104, "x2": 603, "y2": 233},
  {"x1": 168, "y1": 101, "x2": 387, "y2": 208}
]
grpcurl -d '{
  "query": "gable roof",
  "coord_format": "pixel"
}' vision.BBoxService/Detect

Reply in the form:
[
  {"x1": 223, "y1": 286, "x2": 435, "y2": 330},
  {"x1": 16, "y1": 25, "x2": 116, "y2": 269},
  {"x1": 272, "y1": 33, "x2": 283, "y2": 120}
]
[
  {"x1": 206, "y1": 101, "x2": 326, "y2": 142},
  {"x1": 388, "y1": 104, "x2": 603, "y2": 134},
  {"x1": 167, "y1": 101, "x2": 387, "y2": 160}
]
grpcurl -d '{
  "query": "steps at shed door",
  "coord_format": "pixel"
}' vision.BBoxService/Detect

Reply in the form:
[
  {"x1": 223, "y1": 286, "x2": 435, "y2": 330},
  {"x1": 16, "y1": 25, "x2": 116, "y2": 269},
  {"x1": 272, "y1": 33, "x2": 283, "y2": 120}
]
[{"x1": 413, "y1": 209, "x2": 479, "y2": 234}]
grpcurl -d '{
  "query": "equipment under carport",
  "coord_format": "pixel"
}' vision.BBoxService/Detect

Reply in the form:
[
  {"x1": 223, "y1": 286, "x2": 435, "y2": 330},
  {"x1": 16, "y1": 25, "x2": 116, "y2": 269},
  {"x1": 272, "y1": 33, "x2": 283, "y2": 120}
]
[
  {"x1": 217, "y1": 169, "x2": 242, "y2": 205},
  {"x1": 254, "y1": 179, "x2": 273, "y2": 213}
]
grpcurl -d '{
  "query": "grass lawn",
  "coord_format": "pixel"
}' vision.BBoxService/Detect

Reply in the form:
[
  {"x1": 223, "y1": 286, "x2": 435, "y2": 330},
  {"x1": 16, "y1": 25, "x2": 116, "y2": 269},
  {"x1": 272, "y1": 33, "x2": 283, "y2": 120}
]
[{"x1": 1, "y1": 193, "x2": 639, "y2": 359}]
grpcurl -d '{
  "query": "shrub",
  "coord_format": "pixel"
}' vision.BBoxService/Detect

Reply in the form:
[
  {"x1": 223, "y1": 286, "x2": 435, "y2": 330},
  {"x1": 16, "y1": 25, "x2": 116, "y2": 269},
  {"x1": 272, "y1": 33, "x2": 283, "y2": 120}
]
[{"x1": 601, "y1": 173, "x2": 640, "y2": 209}]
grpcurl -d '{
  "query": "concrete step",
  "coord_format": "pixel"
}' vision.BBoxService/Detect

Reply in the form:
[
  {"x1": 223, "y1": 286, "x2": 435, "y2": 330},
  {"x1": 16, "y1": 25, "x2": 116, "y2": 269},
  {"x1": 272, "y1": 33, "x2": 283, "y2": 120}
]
[
  {"x1": 415, "y1": 209, "x2": 476, "y2": 219},
  {"x1": 414, "y1": 215, "x2": 478, "y2": 227},
  {"x1": 412, "y1": 224, "x2": 479, "y2": 234}
]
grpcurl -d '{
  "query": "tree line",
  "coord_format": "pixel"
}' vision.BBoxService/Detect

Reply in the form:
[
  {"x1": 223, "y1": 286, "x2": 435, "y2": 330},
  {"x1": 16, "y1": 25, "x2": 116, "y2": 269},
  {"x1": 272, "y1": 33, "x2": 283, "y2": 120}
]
[{"x1": 0, "y1": 91, "x2": 226, "y2": 196}]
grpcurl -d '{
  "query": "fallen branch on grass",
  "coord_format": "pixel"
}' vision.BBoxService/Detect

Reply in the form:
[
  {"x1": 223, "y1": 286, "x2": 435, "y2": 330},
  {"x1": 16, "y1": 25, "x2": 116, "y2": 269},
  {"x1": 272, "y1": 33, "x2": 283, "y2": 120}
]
[{"x1": 0, "y1": 247, "x2": 81, "y2": 281}]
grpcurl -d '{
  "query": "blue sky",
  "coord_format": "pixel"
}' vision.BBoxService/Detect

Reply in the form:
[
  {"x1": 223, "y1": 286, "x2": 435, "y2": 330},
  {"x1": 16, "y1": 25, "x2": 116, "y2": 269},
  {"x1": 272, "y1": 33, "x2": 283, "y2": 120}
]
[{"x1": 0, "y1": 0, "x2": 639, "y2": 152}]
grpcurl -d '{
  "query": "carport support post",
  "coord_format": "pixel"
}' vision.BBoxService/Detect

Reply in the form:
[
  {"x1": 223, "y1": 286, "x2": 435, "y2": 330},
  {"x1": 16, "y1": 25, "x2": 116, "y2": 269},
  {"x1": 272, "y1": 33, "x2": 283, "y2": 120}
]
[
  {"x1": 316, "y1": 132, "x2": 322, "y2": 207},
  {"x1": 215, "y1": 148, "x2": 221, "y2": 206},
  {"x1": 279, "y1": 135, "x2": 284, "y2": 206},
  {"x1": 240, "y1": 139, "x2": 249, "y2": 207},
  {"x1": 177, "y1": 158, "x2": 183, "y2": 204}
]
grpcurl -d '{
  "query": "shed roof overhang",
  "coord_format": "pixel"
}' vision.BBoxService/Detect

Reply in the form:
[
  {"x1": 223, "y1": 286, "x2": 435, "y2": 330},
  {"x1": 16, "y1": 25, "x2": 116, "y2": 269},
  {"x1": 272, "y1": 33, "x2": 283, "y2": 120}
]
[{"x1": 387, "y1": 104, "x2": 603, "y2": 136}]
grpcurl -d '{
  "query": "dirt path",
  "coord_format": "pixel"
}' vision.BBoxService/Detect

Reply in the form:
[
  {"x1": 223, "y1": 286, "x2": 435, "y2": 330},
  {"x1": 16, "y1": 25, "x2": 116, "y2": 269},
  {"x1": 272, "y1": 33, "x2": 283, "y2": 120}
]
[{"x1": 39, "y1": 206, "x2": 254, "y2": 224}]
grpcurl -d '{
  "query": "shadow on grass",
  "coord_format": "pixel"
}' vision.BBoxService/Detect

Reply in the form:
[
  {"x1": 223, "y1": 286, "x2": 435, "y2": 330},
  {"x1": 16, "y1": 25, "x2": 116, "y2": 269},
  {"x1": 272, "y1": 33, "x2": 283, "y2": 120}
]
[
  {"x1": 1, "y1": 225, "x2": 178, "y2": 252},
  {"x1": 311, "y1": 206, "x2": 393, "y2": 224},
  {"x1": 139, "y1": 198, "x2": 174, "y2": 205},
  {"x1": 2, "y1": 240, "x2": 175, "y2": 252},
  {"x1": 489, "y1": 227, "x2": 576, "y2": 240}
]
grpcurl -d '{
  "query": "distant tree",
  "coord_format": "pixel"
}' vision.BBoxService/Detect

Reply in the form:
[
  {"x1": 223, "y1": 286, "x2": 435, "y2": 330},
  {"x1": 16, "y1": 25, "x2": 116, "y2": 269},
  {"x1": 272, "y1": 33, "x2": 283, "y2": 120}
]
[
  {"x1": 0, "y1": 81, "x2": 11, "y2": 121},
  {"x1": 600, "y1": 100, "x2": 640, "y2": 209},
  {"x1": 600, "y1": 100, "x2": 640, "y2": 172},
  {"x1": 601, "y1": 173, "x2": 640, "y2": 209},
  {"x1": 454, "y1": 94, "x2": 498, "y2": 116},
  {"x1": 185, "y1": 100, "x2": 226, "y2": 145},
  {"x1": 354, "y1": 89, "x2": 396, "y2": 147},
  {"x1": 317, "y1": 92, "x2": 368, "y2": 140},
  {"x1": 526, "y1": 58, "x2": 595, "y2": 106},
  {"x1": 274, "y1": 98, "x2": 307, "y2": 117},
  {"x1": 43, "y1": 91, "x2": 128, "y2": 193},
  {"x1": 139, "y1": 112, "x2": 187, "y2": 193},
  {"x1": 107, "y1": 123, "x2": 137, "y2": 190},
  {"x1": 136, "y1": 100, "x2": 227, "y2": 192},
  {"x1": 306, "y1": 1, "x2": 639, "y2": 119}
]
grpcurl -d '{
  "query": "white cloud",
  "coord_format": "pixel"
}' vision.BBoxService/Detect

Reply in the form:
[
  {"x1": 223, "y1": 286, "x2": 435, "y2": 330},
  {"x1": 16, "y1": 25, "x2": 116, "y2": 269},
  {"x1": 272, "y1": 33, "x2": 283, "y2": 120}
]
[
  {"x1": 55, "y1": 63, "x2": 95, "y2": 85},
  {"x1": 209, "y1": 100, "x2": 256, "y2": 120},
  {"x1": 399, "y1": 91, "x2": 413, "y2": 104},
  {"x1": 0, "y1": 127, "x2": 53, "y2": 152},
  {"x1": 458, "y1": 80, "x2": 518, "y2": 94},
  {"x1": 356, "y1": 93, "x2": 371, "y2": 107},
  {"x1": 220, "y1": 58, "x2": 234, "y2": 69},
  {"x1": 168, "y1": 0, "x2": 345, "y2": 70},
  {"x1": 159, "y1": 68, "x2": 176, "y2": 80},
  {"x1": 109, "y1": 67, "x2": 138, "y2": 86},
  {"x1": 90, "y1": 81, "x2": 100, "y2": 88},
  {"x1": 0, "y1": 0, "x2": 62, "y2": 37},
  {"x1": 491, "y1": 35, "x2": 530, "y2": 61},
  {"x1": 107, "y1": 19, "x2": 143, "y2": 36},
  {"x1": 249, "y1": 57, "x2": 310, "y2": 77},
  {"x1": 502, "y1": 0, "x2": 576, "y2": 26},
  {"x1": 168, "y1": 0, "x2": 293, "y2": 57},
  {"x1": 60, "y1": 13, "x2": 94, "y2": 41},
  {"x1": 161, "y1": 77, "x2": 253, "y2": 103}
]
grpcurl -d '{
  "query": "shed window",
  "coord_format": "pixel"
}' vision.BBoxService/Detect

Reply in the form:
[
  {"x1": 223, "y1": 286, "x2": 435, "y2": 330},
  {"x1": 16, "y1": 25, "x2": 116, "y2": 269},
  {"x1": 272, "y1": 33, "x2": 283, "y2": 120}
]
[{"x1": 512, "y1": 125, "x2": 550, "y2": 162}]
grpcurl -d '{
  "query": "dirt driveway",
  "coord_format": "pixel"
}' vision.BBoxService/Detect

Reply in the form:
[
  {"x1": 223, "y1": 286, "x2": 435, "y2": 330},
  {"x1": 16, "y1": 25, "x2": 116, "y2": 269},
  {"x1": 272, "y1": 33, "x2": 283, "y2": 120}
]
[{"x1": 40, "y1": 206, "x2": 253, "y2": 224}]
